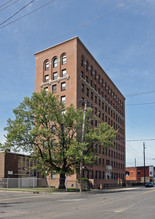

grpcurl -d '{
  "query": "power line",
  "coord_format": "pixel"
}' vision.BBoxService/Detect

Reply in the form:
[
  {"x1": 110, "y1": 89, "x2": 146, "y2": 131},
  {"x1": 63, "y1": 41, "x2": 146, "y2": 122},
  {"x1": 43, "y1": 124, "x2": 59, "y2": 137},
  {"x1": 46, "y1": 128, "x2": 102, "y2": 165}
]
[
  {"x1": 126, "y1": 90, "x2": 155, "y2": 97},
  {"x1": 126, "y1": 102, "x2": 155, "y2": 106},
  {"x1": 126, "y1": 139, "x2": 155, "y2": 142},
  {"x1": 0, "y1": 0, "x2": 56, "y2": 30},
  {"x1": 0, "y1": 0, "x2": 36, "y2": 26},
  {"x1": 0, "y1": 0, "x2": 20, "y2": 12},
  {"x1": 0, "y1": 0, "x2": 132, "y2": 64},
  {"x1": 0, "y1": 0, "x2": 13, "y2": 8}
]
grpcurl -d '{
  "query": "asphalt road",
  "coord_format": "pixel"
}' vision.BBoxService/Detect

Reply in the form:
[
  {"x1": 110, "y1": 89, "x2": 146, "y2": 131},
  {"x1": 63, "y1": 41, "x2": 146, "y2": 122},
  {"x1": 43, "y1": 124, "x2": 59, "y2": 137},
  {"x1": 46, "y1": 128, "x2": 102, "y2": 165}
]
[{"x1": 0, "y1": 186, "x2": 155, "y2": 218}]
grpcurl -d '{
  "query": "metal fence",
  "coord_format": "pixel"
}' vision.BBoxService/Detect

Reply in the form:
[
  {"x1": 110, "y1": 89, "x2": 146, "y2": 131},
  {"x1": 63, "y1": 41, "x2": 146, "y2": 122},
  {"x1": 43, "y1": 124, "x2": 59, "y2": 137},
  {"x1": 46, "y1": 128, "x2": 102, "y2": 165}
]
[
  {"x1": 0, "y1": 178, "x2": 81, "y2": 189},
  {"x1": 0, "y1": 178, "x2": 121, "y2": 190}
]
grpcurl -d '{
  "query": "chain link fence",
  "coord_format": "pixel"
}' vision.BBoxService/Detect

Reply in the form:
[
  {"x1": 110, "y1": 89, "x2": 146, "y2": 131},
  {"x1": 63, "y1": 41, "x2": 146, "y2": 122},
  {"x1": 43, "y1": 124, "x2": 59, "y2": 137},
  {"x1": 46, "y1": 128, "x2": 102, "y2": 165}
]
[{"x1": 0, "y1": 178, "x2": 89, "y2": 189}]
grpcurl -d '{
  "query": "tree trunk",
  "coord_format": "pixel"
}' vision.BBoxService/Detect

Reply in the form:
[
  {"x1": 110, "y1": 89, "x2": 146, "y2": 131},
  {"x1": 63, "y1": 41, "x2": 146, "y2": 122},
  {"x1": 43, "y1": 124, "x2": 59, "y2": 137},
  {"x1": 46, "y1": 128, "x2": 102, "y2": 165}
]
[{"x1": 58, "y1": 173, "x2": 66, "y2": 189}]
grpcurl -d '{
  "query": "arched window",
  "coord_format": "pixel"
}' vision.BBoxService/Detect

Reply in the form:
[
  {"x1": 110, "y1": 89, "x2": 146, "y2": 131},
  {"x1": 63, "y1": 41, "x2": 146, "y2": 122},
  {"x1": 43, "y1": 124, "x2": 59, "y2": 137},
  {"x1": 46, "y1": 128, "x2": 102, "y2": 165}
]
[
  {"x1": 53, "y1": 57, "x2": 58, "y2": 68},
  {"x1": 62, "y1": 54, "x2": 66, "y2": 65},
  {"x1": 44, "y1": 60, "x2": 49, "y2": 70}
]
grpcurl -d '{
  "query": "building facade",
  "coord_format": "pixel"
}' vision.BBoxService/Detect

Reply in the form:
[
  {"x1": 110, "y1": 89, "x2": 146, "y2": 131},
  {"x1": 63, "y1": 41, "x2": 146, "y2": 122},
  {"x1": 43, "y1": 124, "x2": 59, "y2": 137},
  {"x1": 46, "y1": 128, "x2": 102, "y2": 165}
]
[
  {"x1": 126, "y1": 166, "x2": 154, "y2": 184},
  {"x1": 0, "y1": 151, "x2": 37, "y2": 178},
  {"x1": 35, "y1": 37, "x2": 125, "y2": 186}
]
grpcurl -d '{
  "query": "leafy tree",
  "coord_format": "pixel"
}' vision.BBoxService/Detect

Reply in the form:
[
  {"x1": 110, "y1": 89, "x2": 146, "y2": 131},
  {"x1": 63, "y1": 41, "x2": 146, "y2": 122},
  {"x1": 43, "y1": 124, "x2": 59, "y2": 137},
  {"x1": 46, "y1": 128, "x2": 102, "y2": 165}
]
[{"x1": 3, "y1": 90, "x2": 117, "y2": 189}]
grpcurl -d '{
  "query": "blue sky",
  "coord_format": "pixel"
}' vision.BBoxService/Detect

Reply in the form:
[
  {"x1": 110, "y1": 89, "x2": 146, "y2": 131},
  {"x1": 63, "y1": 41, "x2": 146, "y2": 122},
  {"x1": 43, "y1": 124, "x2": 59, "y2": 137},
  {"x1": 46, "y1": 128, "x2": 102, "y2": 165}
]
[{"x1": 0, "y1": 0, "x2": 155, "y2": 167}]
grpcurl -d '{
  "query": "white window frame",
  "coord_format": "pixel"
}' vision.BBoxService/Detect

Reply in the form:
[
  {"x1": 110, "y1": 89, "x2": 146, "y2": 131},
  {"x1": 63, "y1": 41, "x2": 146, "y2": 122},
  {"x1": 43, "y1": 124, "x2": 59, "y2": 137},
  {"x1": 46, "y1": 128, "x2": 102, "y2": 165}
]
[{"x1": 62, "y1": 69, "x2": 66, "y2": 77}]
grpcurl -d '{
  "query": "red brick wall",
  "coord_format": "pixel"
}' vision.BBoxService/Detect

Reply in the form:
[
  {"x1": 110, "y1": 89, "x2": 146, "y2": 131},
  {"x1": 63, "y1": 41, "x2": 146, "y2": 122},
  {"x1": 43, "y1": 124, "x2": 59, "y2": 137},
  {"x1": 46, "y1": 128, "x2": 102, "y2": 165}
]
[
  {"x1": 126, "y1": 167, "x2": 137, "y2": 181},
  {"x1": 5, "y1": 153, "x2": 18, "y2": 178},
  {"x1": 34, "y1": 37, "x2": 126, "y2": 184}
]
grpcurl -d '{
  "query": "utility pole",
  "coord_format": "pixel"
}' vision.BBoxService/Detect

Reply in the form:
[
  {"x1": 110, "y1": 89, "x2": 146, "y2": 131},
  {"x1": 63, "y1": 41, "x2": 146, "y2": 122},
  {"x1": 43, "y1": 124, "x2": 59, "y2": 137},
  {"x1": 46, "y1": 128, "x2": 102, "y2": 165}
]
[
  {"x1": 143, "y1": 142, "x2": 146, "y2": 185},
  {"x1": 135, "y1": 158, "x2": 136, "y2": 167},
  {"x1": 80, "y1": 100, "x2": 87, "y2": 192}
]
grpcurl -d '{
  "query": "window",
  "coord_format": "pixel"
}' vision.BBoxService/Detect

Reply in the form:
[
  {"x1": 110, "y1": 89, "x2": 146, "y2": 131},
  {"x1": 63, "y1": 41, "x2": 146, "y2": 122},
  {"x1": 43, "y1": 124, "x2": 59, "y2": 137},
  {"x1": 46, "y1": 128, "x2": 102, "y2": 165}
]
[
  {"x1": 86, "y1": 88, "x2": 89, "y2": 97},
  {"x1": 95, "y1": 120, "x2": 97, "y2": 127},
  {"x1": 82, "y1": 97, "x2": 84, "y2": 107},
  {"x1": 95, "y1": 171, "x2": 98, "y2": 179},
  {"x1": 138, "y1": 170, "x2": 140, "y2": 176},
  {"x1": 53, "y1": 57, "x2": 57, "y2": 68},
  {"x1": 94, "y1": 71, "x2": 96, "y2": 80},
  {"x1": 90, "y1": 66, "x2": 93, "y2": 76},
  {"x1": 62, "y1": 69, "x2": 66, "y2": 77},
  {"x1": 105, "y1": 116, "x2": 107, "y2": 122},
  {"x1": 61, "y1": 96, "x2": 66, "y2": 104},
  {"x1": 98, "y1": 99, "x2": 101, "y2": 106},
  {"x1": 62, "y1": 54, "x2": 66, "y2": 65},
  {"x1": 81, "y1": 55, "x2": 84, "y2": 66},
  {"x1": 61, "y1": 82, "x2": 66, "y2": 91},
  {"x1": 52, "y1": 84, "x2": 57, "y2": 93},
  {"x1": 90, "y1": 170, "x2": 94, "y2": 179},
  {"x1": 99, "y1": 171, "x2": 101, "y2": 179},
  {"x1": 99, "y1": 146, "x2": 101, "y2": 154},
  {"x1": 102, "y1": 113, "x2": 104, "y2": 121},
  {"x1": 90, "y1": 80, "x2": 93, "y2": 87},
  {"x1": 81, "y1": 83, "x2": 84, "y2": 93},
  {"x1": 86, "y1": 75, "x2": 88, "y2": 82},
  {"x1": 98, "y1": 111, "x2": 101, "y2": 118},
  {"x1": 81, "y1": 71, "x2": 84, "y2": 78},
  {"x1": 87, "y1": 170, "x2": 89, "y2": 179},
  {"x1": 98, "y1": 75, "x2": 100, "y2": 84},
  {"x1": 102, "y1": 171, "x2": 105, "y2": 179},
  {"x1": 45, "y1": 60, "x2": 49, "y2": 70},
  {"x1": 91, "y1": 92, "x2": 93, "y2": 101},
  {"x1": 86, "y1": 61, "x2": 88, "y2": 72},
  {"x1": 95, "y1": 107, "x2": 97, "y2": 114},
  {"x1": 53, "y1": 72, "x2": 57, "y2": 80},
  {"x1": 131, "y1": 171, "x2": 133, "y2": 176},
  {"x1": 45, "y1": 75, "x2": 49, "y2": 82},
  {"x1": 45, "y1": 87, "x2": 48, "y2": 94},
  {"x1": 95, "y1": 96, "x2": 97, "y2": 104},
  {"x1": 102, "y1": 102, "x2": 104, "y2": 110}
]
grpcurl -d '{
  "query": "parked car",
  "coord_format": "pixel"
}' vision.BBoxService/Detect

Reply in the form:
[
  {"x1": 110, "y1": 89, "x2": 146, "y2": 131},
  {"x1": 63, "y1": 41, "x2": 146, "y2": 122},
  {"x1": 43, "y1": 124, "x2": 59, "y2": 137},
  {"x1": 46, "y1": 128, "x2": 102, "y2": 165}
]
[{"x1": 145, "y1": 182, "x2": 153, "y2": 187}]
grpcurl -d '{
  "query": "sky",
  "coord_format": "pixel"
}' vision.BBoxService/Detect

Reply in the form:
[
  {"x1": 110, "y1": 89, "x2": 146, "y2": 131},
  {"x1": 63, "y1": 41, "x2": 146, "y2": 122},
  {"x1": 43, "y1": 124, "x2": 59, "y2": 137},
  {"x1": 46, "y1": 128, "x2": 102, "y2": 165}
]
[{"x1": 0, "y1": 0, "x2": 155, "y2": 167}]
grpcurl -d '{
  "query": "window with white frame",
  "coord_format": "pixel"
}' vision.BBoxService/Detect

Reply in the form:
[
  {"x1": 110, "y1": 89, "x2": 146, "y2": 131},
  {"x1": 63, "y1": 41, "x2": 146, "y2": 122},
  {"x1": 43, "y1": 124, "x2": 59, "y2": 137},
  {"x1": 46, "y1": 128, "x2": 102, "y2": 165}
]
[
  {"x1": 45, "y1": 75, "x2": 49, "y2": 82},
  {"x1": 53, "y1": 57, "x2": 58, "y2": 68},
  {"x1": 45, "y1": 87, "x2": 48, "y2": 94},
  {"x1": 61, "y1": 82, "x2": 66, "y2": 91},
  {"x1": 53, "y1": 72, "x2": 57, "y2": 80},
  {"x1": 45, "y1": 60, "x2": 49, "y2": 70},
  {"x1": 52, "y1": 84, "x2": 57, "y2": 93},
  {"x1": 61, "y1": 96, "x2": 66, "y2": 104},
  {"x1": 62, "y1": 55, "x2": 66, "y2": 65},
  {"x1": 62, "y1": 69, "x2": 66, "y2": 77}
]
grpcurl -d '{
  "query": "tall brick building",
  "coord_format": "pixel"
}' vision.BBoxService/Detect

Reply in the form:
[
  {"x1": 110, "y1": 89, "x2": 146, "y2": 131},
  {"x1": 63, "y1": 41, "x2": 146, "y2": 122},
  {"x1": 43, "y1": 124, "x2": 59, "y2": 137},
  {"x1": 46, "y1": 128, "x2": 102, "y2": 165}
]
[{"x1": 34, "y1": 37, "x2": 125, "y2": 186}]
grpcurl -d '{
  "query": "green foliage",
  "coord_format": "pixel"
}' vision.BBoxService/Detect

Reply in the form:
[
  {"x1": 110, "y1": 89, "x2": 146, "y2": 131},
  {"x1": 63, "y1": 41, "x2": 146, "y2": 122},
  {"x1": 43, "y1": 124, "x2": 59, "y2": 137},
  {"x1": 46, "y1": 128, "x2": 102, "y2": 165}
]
[{"x1": 3, "y1": 90, "x2": 117, "y2": 179}]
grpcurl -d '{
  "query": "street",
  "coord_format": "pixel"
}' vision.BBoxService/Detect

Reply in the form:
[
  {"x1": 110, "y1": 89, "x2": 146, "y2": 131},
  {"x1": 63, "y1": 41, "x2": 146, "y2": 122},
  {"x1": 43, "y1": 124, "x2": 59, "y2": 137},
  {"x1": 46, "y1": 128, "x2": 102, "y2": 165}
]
[{"x1": 0, "y1": 187, "x2": 155, "y2": 218}]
